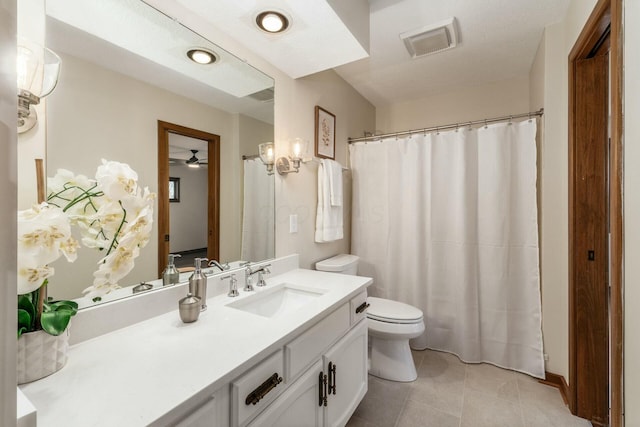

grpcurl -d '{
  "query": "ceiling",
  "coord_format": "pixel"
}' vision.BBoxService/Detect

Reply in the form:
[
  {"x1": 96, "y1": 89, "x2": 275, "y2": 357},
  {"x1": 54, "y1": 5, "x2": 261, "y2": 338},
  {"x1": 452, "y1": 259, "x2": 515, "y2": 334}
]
[
  {"x1": 171, "y1": 0, "x2": 570, "y2": 108},
  {"x1": 334, "y1": 0, "x2": 571, "y2": 106}
]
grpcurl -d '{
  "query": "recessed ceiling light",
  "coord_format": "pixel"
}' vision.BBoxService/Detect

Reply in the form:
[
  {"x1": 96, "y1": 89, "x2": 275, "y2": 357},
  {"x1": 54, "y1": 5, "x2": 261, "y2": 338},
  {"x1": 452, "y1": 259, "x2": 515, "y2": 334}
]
[
  {"x1": 256, "y1": 11, "x2": 289, "y2": 34},
  {"x1": 186, "y1": 48, "x2": 217, "y2": 65}
]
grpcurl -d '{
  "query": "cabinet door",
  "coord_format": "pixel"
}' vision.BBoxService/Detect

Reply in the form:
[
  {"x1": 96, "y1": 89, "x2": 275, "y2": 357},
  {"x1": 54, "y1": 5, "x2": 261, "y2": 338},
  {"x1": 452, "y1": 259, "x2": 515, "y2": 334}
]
[
  {"x1": 323, "y1": 320, "x2": 368, "y2": 427},
  {"x1": 247, "y1": 360, "x2": 324, "y2": 427}
]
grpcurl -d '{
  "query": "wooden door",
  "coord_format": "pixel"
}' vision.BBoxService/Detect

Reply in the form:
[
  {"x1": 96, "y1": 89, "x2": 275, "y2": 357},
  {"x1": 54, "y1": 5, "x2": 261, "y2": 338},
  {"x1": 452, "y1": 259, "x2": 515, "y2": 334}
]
[{"x1": 571, "y1": 53, "x2": 609, "y2": 425}]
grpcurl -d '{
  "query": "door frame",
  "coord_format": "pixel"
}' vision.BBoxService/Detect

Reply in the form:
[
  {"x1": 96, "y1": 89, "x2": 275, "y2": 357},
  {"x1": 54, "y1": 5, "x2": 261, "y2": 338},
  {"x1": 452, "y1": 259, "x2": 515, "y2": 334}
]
[
  {"x1": 157, "y1": 120, "x2": 220, "y2": 276},
  {"x1": 568, "y1": 0, "x2": 623, "y2": 425}
]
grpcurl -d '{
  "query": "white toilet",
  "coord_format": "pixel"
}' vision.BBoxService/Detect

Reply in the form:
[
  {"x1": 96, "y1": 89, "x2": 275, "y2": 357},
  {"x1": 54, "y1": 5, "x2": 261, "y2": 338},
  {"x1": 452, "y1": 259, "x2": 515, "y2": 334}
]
[{"x1": 315, "y1": 254, "x2": 425, "y2": 382}]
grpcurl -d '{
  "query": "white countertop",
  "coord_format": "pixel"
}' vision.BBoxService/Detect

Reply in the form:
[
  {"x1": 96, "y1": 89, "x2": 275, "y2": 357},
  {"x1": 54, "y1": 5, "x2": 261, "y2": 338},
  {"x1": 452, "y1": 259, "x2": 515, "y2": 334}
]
[{"x1": 20, "y1": 269, "x2": 371, "y2": 427}]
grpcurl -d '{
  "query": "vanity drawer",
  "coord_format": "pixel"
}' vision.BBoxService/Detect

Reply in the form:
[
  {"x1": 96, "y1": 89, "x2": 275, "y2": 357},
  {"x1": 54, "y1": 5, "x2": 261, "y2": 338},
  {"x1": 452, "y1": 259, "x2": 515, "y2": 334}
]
[
  {"x1": 350, "y1": 291, "x2": 368, "y2": 325},
  {"x1": 285, "y1": 303, "x2": 350, "y2": 382},
  {"x1": 231, "y1": 350, "x2": 285, "y2": 427}
]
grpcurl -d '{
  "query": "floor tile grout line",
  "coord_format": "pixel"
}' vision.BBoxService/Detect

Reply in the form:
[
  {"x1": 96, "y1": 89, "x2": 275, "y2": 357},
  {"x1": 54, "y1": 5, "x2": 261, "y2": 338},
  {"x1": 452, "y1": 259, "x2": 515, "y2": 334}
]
[{"x1": 392, "y1": 377, "x2": 414, "y2": 427}]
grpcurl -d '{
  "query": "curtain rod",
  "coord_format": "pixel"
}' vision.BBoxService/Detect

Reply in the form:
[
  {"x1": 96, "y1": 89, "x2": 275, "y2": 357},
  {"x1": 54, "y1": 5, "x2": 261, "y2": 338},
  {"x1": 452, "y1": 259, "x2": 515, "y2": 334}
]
[
  {"x1": 242, "y1": 154, "x2": 259, "y2": 160},
  {"x1": 348, "y1": 108, "x2": 544, "y2": 144}
]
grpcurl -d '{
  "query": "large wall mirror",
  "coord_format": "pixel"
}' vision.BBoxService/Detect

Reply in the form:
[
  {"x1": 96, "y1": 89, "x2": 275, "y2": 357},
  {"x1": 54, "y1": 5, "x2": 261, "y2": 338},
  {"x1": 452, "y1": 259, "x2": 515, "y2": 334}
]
[{"x1": 37, "y1": 0, "x2": 275, "y2": 305}]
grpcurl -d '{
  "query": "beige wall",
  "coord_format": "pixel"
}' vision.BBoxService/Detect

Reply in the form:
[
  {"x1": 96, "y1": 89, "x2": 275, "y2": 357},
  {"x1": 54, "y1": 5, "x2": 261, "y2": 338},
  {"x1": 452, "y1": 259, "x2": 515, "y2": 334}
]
[
  {"x1": 375, "y1": 76, "x2": 530, "y2": 133},
  {"x1": 0, "y1": 0, "x2": 17, "y2": 423},
  {"x1": 46, "y1": 52, "x2": 242, "y2": 299},
  {"x1": 625, "y1": 0, "x2": 639, "y2": 423},
  {"x1": 273, "y1": 70, "x2": 375, "y2": 268}
]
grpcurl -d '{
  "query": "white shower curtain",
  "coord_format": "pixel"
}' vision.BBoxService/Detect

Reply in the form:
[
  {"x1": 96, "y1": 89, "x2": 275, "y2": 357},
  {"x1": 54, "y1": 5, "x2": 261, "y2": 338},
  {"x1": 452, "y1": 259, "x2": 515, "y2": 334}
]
[
  {"x1": 241, "y1": 158, "x2": 275, "y2": 262},
  {"x1": 350, "y1": 120, "x2": 545, "y2": 378}
]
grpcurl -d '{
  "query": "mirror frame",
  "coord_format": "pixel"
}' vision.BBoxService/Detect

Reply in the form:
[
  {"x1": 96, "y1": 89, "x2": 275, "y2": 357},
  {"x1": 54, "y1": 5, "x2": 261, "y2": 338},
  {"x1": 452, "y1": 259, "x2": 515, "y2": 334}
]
[{"x1": 157, "y1": 120, "x2": 220, "y2": 276}]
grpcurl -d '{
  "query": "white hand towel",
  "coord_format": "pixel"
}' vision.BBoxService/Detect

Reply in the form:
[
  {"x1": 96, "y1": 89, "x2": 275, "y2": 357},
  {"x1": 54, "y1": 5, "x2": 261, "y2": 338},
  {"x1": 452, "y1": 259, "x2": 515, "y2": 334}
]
[
  {"x1": 315, "y1": 160, "x2": 343, "y2": 242},
  {"x1": 327, "y1": 159, "x2": 343, "y2": 207}
]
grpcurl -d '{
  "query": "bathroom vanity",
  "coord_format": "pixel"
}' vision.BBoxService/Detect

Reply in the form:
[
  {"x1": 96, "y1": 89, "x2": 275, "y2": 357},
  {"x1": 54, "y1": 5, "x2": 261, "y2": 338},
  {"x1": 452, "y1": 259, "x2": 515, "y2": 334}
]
[{"x1": 19, "y1": 255, "x2": 371, "y2": 427}]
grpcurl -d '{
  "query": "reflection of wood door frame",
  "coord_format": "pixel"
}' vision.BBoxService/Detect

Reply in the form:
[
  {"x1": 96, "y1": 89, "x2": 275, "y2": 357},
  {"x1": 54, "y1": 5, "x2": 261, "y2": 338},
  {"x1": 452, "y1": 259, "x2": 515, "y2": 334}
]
[
  {"x1": 568, "y1": 0, "x2": 623, "y2": 425},
  {"x1": 157, "y1": 121, "x2": 220, "y2": 276}
]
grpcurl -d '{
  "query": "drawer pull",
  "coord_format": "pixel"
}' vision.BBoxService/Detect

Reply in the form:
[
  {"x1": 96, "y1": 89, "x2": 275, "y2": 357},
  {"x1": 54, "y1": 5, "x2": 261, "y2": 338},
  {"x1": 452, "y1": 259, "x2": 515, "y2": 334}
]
[
  {"x1": 355, "y1": 301, "x2": 370, "y2": 314},
  {"x1": 328, "y1": 362, "x2": 337, "y2": 395},
  {"x1": 319, "y1": 372, "x2": 328, "y2": 407},
  {"x1": 245, "y1": 373, "x2": 283, "y2": 406}
]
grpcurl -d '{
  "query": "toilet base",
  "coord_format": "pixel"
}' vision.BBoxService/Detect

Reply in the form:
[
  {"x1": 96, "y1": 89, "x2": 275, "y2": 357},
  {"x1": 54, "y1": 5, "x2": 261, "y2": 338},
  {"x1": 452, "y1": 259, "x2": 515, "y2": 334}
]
[{"x1": 368, "y1": 335, "x2": 418, "y2": 382}]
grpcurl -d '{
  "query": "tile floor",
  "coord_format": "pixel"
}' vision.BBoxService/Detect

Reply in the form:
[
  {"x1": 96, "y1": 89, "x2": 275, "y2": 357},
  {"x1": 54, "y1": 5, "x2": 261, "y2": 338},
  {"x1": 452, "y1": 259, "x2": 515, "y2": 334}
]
[{"x1": 346, "y1": 349, "x2": 591, "y2": 427}]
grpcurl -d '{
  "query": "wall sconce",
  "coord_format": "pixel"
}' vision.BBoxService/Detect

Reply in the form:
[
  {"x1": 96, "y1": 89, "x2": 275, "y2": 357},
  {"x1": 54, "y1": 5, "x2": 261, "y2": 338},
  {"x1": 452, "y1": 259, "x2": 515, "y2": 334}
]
[
  {"x1": 17, "y1": 39, "x2": 61, "y2": 133},
  {"x1": 258, "y1": 142, "x2": 275, "y2": 175},
  {"x1": 276, "y1": 138, "x2": 307, "y2": 175}
]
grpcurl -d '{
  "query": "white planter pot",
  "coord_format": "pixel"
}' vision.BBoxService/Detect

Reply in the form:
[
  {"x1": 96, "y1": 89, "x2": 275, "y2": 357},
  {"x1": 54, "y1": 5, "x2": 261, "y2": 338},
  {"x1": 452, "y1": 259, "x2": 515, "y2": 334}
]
[{"x1": 17, "y1": 329, "x2": 69, "y2": 384}]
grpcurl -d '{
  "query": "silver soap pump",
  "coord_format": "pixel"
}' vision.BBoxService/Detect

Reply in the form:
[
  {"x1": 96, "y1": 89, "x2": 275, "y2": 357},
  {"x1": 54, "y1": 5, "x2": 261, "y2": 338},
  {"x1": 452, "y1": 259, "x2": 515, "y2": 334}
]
[
  {"x1": 162, "y1": 254, "x2": 181, "y2": 286},
  {"x1": 189, "y1": 258, "x2": 209, "y2": 311}
]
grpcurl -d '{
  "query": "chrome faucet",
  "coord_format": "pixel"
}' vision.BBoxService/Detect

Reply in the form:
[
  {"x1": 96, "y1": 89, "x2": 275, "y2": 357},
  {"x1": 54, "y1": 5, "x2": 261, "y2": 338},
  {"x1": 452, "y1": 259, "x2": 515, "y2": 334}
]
[
  {"x1": 256, "y1": 266, "x2": 271, "y2": 287},
  {"x1": 245, "y1": 263, "x2": 272, "y2": 291},
  {"x1": 244, "y1": 265, "x2": 255, "y2": 292},
  {"x1": 207, "y1": 259, "x2": 229, "y2": 272},
  {"x1": 221, "y1": 274, "x2": 239, "y2": 297}
]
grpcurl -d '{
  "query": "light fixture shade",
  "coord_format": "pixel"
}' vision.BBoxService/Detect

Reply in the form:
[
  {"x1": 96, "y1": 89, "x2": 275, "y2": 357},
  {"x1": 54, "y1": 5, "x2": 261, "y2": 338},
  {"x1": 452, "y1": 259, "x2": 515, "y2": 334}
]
[
  {"x1": 258, "y1": 142, "x2": 275, "y2": 166},
  {"x1": 17, "y1": 39, "x2": 61, "y2": 98},
  {"x1": 290, "y1": 137, "x2": 308, "y2": 160},
  {"x1": 17, "y1": 39, "x2": 61, "y2": 133}
]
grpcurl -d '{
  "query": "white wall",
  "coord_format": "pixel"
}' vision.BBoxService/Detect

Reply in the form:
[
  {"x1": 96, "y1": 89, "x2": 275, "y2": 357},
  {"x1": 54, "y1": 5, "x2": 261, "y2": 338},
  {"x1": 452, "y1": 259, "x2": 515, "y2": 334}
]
[
  {"x1": 0, "y1": 0, "x2": 17, "y2": 423},
  {"x1": 46, "y1": 52, "x2": 241, "y2": 299},
  {"x1": 375, "y1": 76, "x2": 530, "y2": 133},
  {"x1": 624, "y1": 0, "x2": 640, "y2": 424},
  {"x1": 168, "y1": 164, "x2": 208, "y2": 253}
]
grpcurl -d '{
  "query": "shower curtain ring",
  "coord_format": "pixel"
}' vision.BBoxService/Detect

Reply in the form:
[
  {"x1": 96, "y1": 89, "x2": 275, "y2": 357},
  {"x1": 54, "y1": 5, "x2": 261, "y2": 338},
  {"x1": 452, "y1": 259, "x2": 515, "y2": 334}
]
[
  {"x1": 509, "y1": 115, "x2": 513, "y2": 125},
  {"x1": 455, "y1": 124, "x2": 459, "y2": 132},
  {"x1": 436, "y1": 126, "x2": 440, "y2": 135},
  {"x1": 528, "y1": 112, "x2": 532, "y2": 122},
  {"x1": 484, "y1": 119, "x2": 488, "y2": 129}
]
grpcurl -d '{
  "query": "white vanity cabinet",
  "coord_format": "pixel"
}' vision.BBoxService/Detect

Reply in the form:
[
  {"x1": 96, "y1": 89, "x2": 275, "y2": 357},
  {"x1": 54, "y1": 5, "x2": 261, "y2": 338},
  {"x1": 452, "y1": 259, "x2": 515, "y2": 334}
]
[
  {"x1": 244, "y1": 292, "x2": 368, "y2": 427},
  {"x1": 153, "y1": 386, "x2": 229, "y2": 427}
]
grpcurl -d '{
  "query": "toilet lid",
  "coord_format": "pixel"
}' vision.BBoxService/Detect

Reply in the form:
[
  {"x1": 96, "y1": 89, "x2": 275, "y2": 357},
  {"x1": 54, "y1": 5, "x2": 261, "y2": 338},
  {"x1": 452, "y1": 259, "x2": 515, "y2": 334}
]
[{"x1": 366, "y1": 297, "x2": 423, "y2": 324}]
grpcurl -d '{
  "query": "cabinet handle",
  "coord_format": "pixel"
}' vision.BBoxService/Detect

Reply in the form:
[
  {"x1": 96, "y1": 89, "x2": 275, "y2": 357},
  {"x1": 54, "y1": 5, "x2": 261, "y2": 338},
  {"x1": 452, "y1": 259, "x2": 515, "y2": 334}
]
[
  {"x1": 355, "y1": 301, "x2": 370, "y2": 314},
  {"x1": 328, "y1": 362, "x2": 337, "y2": 395},
  {"x1": 318, "y1": 372, "x2": 328, "y2": 407},
  {"x1": 245, "y1": 373, "x2": 283, "y2": 406}
]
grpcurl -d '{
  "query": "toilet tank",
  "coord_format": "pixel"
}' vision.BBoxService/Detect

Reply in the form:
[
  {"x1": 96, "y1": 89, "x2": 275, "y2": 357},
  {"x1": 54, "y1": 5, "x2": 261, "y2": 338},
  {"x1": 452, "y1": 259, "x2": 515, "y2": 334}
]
[{"x1": 315, "y1": 254, "x2": 359, "y2": 275}]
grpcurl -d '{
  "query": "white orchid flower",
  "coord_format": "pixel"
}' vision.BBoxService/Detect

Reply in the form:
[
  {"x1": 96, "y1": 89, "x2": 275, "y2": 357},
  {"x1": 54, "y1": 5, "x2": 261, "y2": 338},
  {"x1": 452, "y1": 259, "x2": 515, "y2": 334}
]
[
  {"x1": 17, "y1": 203, "x2": 78, "y2": 294},
  {"x1": 95, "y1": 159, "x2": 138, "y2": 201}
]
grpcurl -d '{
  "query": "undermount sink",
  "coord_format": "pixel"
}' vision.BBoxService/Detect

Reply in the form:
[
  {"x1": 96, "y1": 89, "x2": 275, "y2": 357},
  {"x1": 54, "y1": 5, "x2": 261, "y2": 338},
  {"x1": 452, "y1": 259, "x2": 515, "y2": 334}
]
[{"x1": 226, "y1": 283, "x2": 327, "y2": 318}]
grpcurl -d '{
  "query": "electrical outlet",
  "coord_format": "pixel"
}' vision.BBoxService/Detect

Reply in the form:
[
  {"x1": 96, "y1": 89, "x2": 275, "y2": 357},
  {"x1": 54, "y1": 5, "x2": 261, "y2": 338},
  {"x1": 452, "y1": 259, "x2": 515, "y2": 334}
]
[
  {"x1": 289, "y1": 214, "x2": 298, "y2": 233},
  {"x1": 544, "y1": 353, "x2": 549, "y2": 362}
]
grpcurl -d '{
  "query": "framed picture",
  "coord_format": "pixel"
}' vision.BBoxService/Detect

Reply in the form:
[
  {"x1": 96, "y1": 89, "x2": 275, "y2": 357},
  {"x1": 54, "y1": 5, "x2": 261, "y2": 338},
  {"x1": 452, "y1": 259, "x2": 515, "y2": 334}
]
[
  {"x1": 315, "y1": 106, "x2": 336, "y2": 160},
  {"x1": 169, "y1": 177, "x2": 180, "y2": 203}
]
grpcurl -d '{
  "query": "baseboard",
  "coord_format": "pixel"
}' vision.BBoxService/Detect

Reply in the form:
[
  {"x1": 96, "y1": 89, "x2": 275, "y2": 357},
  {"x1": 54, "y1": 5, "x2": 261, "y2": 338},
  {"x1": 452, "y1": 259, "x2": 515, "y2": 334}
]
[{"x1": 539, "y1": 371, "x2": 569, "y2": 405}]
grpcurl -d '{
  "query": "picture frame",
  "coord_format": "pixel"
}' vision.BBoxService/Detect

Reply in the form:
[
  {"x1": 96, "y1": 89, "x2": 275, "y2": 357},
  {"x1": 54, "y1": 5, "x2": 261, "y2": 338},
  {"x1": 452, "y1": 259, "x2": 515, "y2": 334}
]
[
  {"x1": 169, "y1": 177, "x2": 180, "y2": 203},
  {"x1": 315, "y1": 105, "x2": 336, "y2": 160}
]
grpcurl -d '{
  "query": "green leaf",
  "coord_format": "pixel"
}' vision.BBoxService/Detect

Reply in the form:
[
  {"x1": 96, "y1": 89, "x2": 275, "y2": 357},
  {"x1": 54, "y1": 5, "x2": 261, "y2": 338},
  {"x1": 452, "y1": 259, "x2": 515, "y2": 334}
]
[
  {"x1": 18, "y1": 295, "x2": 36, "y2": 329},
  {"x1": 17, "y1": 309, "x2": 32, "y2": 337},
  {"x1": 40, "y1": 310, "x2": 74, "y2": 336}
]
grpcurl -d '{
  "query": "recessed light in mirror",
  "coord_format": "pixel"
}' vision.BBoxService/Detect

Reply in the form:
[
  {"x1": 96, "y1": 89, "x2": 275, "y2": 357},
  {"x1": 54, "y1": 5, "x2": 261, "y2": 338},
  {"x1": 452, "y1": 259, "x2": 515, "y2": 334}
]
[
  {"x1": 256, "y1": 11, "x2": 290, "y2": 33},
  {"x1": 186, "y1": 48, "x2": 217, "y2": 65}
]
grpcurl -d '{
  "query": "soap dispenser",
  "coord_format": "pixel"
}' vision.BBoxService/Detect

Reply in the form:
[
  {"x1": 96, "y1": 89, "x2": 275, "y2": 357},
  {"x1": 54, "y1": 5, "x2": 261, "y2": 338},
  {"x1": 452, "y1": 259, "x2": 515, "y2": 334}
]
[
  {"x1": 189, "y1": 258, "x2": 209, "y2": 311},
  {"x1": 162, "y1": 254, "x2": 181, "y2": 286}
]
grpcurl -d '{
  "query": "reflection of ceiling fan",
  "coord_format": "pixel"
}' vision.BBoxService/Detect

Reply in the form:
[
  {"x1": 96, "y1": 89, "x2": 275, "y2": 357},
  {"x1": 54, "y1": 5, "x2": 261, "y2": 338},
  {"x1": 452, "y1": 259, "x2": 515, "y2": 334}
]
[{"x1": 183, "y1": 150, "x2": 207, "y2": 168}]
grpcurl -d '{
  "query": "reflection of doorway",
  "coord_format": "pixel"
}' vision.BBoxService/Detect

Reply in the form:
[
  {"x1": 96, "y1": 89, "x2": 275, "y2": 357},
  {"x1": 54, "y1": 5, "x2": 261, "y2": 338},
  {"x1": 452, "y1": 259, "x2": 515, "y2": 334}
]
[
  {"x1": 568, "y1": 0, "x2": 623, "y2": 425},
  {"x1": 157, "y1": 121, "x2": 220, "y2": 276}
]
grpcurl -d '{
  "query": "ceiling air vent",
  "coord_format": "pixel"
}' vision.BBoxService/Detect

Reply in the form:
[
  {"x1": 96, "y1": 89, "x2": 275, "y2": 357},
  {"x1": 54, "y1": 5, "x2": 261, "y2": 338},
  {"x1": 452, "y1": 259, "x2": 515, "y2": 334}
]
[
  {"x1": 247, "y1": 87, "x2": 274, "y2": 102},
  {"x1": 400, "y1": 17, "x2": 459, "y2": 59}
]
